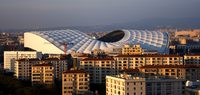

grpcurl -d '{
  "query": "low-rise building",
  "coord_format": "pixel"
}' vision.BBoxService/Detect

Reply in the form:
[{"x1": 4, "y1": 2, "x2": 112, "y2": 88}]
[
  {"x1": 106, "y1": 74, "x2": 185, "y2": 95},
  {"x1": 62, "y1": 70, "x2": 90, "y2": 95},
  {"x1": 32, "y1": 64, "x2": 54, "y2": 87}
]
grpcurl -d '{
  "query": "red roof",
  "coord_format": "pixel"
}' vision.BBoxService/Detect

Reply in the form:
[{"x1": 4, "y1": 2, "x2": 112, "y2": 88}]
[
  {"x1": 122, "y1": 69, "x2": 140, "y2": 72},
  {"x1": 17, "y1": 58, "x2": 67, "y2": 61},
  {"x1": 184, "y1": 54, "x2": 200, "y2": 56},
  {"x1": 115, "y1": 54, "x2": 182, "y2": 57},
  {"x1": 63, "y1": 70, "x2": 88, "y2": 74},
  {"x1": 81, "y1": 57, "x2": 114, "y2": 61},
  {"x1": 140, "y1": 64, "x2": 200, "y2": 69},
  {"x1": 33, "y1": 64, "x2": 52, "y2": 67}
]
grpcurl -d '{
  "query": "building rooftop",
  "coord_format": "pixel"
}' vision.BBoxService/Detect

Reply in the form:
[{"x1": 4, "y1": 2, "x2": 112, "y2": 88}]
[
  {"x1": 184, "y1": 54, "x2": 200, "y2": 56},
  {"x1": 16, "y1": 58, "x2": 67, "y2": 61},
  {"x1": 122, "y1": 69, "x2": 140, "y2": 73},
  {"x1": 63, "y1": 70, "x2": 88, "y2": 74},
  {"x1": 107, "y1": 74, "x2": 184, "y2": 81},
  {"x1": 140, "y1": 64, "x2": 200, "y2": 69},
  {"x1": 81, "y1": 57, "x2": 114, "y2": 61},
  {"x1": 33, "y1": 64, "x2": 52, "y2": 67},
  {"x1": 115, "y1": 54, "x2": 182, "y2": 57},
  {"x1": 25, "y1": 30, "x2": 169, "y2": 54}
]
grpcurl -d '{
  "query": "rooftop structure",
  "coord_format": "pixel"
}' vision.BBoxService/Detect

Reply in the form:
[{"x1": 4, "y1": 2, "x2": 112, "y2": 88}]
[{"x1": 24, "y1": 29, "x2": 169, "y2": 54}]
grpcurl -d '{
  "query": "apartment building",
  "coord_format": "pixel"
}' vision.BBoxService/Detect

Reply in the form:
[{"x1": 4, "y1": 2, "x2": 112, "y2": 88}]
[
  {"x1": 4, "y1": 51, "x2": 42, "y2": 72},
  {"x1": 80, "y1": 57, "x2": 117, "y2": 84},
  {"x1": 114, "y1": 54, "x2": 183, "y2": 69},
  {"x1": 15, "y1": 58, "x2": 68, "y2": 80},
  {"x1": 62, "y1": 70, "x2": 90, "y2": 95},
  {"x1": 122, "y1": 44, "x2": 143, "y2": 55},
  {"x1": 106, "y1": 74, "x2": 185, "y2": 95},
  {"x1": 15, "y1": 59, "x2": 40, "y2": 80},
  {"x1": 139, "y1": 64, "x2": 200, "y2": 81},
  {"x1": 184, "y1": 54, "x2": 200, "y2": 64},
  {"x1": 32, "y1": 64, "x2": 54, "y2": 86}
]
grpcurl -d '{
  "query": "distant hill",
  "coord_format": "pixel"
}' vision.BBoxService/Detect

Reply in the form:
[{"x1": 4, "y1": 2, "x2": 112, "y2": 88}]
[{"x1": 0, "y1": 18, "x2": 200, "y2": 32}]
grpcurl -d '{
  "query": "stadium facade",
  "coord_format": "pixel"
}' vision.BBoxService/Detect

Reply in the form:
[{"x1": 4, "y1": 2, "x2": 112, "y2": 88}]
[{"x1": 24, "y1": 29, "x2": 169, "y2": 54}]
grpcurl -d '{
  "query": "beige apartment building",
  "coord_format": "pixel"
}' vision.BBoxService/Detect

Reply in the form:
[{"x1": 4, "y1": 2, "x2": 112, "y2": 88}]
[
  {"x1": 80, "y1": 57, "x2": 117, "y2": 84},
  {"x1": 122, "y1": 44, "x2": 143, "y2": 55},
  {"x1": 4, "y1": 51, "x2": 42, "y2": 72},
  {"x1": 62, "y1": 70, "x2": 90, "y2": 95},
  {"x1": 14, "y1": 58, "x2": 68, "y2": 80},
  {"x1": 32, "y1": 64, "x2": 54, "y2": 87},
  {"x1": 114, "y1": 54, "x2": 184, "y2": 69},
  {"x1": 106, "y1": 74, "x2": 185, "y2": 95},
  {"x1": 175, "y1": 29, "x2": 200, "y2": 38},
  {"x1": 139, "y1": 64, "x2": 200, "y2": 81},
  {"x1": 184, "y1": 54, "x2": 200, "y2": 64},
  {"x1": 15, "y1": 58, "x2": 40, "y2": 80}
]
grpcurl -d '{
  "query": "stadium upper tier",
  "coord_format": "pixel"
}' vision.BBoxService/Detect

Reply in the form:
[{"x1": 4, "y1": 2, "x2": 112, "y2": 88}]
[{"x1": 24, "y1": 29, "x2": 169, "y2": 54}]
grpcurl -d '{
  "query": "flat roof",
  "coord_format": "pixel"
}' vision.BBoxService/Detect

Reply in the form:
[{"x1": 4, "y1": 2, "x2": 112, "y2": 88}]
[
  {"x1": 140, "y1": 64, "x2": 200, "y2": 69},
  {"x1": 115, "y1": 54, "x2": 182, "y2": 57},
  {"x1": 63, "y1": 70, "x2": 88, "y2": 74},
  {"x1": 81, "y1": 57, "x2": 114, "y2": 61}
]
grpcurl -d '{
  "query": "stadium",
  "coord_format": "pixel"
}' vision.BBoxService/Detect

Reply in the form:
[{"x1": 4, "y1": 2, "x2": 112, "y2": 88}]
[{"x1": 24, "y1": 29, "x2": 169, "y2": 54}]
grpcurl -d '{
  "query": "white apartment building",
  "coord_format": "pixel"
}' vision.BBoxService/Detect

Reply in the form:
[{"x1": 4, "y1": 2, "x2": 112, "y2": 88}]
[
  {"x1": 106, "y1": 74, "x2": 185, "y2": 95},
  {"x1": 4, "y1": 51, "x2": 42, "y2": 72}
]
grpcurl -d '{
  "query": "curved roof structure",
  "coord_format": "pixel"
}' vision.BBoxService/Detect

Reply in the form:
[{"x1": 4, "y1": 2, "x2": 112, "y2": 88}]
[{"x1": 24, "y1": 29, "x2": 169, "y2": 54}]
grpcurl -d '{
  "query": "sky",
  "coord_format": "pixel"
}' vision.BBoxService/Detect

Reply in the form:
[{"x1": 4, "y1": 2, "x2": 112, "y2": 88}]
[{"x1": 0, "y1": 0, "x2": 200, "y2": 29}]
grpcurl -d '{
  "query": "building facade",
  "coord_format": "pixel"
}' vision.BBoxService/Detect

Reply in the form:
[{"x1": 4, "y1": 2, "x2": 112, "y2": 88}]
[
  {"x1": 114, "y1": 54, "x2": 184, "y2": 69},
  {"x1": 32, "y1": 64, "x2": 54, "y2": 86},
  {"x1": 106, "y1": 74, "x2": 185, "y2": 95},
  {"x1": 139, "y1": 64, "x2": 200, "y2": 81},
  {"x1": 15, "y1": 59, "x2": 40, "y2": 80},
  {"x1": 4, "y1": 51, "x2": 42, "y2": 72},
  {"x1": 80, "y1": 58, "x2": 117, "y2": 84},
  {"x1": 184, "y1": 54, "x2": 200, "y2": 64},
  {"x1": 62, "y1": 70, "x2": 90, "y2": 95},
  {"x1": 14, "y1": 58, "x2": 68, "y2": 80},
  {"x1": 122, "y1": 44, "x2": 143, "y2": 55}
]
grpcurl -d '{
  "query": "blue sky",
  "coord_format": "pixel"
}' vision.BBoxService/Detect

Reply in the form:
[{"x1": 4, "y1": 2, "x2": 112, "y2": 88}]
[{"x1": 0, "y1": 0, "x2": 200, "y2": 29}]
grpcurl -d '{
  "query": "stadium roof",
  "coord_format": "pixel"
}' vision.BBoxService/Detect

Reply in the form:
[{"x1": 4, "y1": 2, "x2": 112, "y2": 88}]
[{"x1": 24, "y1": 29, "x2": 169, "y2": 54}]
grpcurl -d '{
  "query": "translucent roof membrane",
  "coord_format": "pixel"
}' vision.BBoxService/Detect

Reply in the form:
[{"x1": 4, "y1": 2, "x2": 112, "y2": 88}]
[{"x1": 30, "y1": 29, "x2": 169, "y2": 54}]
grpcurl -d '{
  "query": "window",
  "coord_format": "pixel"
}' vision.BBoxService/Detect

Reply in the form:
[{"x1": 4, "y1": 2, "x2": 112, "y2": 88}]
[{"x1": 127, "y1": 82, "x2": 129, "y2": 85}]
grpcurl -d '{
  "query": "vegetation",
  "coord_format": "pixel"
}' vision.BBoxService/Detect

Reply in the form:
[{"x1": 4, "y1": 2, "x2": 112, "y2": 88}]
[{"x1": 0, "y1": 70, "x2": 61, "y2": 95}]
